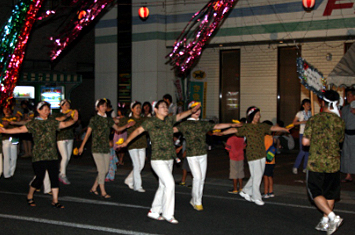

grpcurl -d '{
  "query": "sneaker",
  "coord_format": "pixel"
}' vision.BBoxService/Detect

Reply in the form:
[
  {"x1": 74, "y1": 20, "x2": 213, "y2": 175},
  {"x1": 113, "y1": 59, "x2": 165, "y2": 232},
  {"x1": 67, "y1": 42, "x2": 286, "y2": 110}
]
[
  {"x1": 239, "y1": 191, "x2": 251, "y2": 202},
  {"x1": 135, "y1": 188, "x2": 146, "y2": 193},
  {"x1": 327, "y1": 215, "x2": 343, "y2": 235},
  {"x1": 302, "y1": 169, "x2": 307, "y2": 173},
  {"x1": 315, "y1": 219, "x2": 329, "y2": 232},
  {"x1": 267, "y1": 192, "x2": 275, "y2": 198},
  {"x1": 59, "y1": 175, "x2": 71, "y2": 185},
  {"x1": 262, "y1": 194, "x2": 270, "y2": 199},
  {"x1": 163, "y1": 216, "x2": 179, "y2": 224},
  {"x1": 292, "y1": 168, "x2": 298, "y2": 175},
  {"x1": 147, "y1": 211, "x2": 164, "y2": 220},
  {"x1": 228, "y1": 189, "x2": 239, "y2": 194},
  {"x1": 254, "y1": 199, "x2": 265, "y2": 206}
]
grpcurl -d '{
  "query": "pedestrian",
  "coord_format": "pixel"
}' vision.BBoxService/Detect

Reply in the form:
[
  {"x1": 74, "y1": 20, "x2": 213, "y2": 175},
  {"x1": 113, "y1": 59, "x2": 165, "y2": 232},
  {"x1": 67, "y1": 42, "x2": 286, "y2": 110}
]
[
  {"x1": 262, "y1": 120, "x2": 276, "y2": 199},
  {"x1": 340, "y1": 88, "x2": 355, "y2": 182},
  {"x1": 113, "y1": 104, "x2": 127, "y2": 166},
  {"x1": 1, "y1": 105, "x2": 20, "y2": 179},
  {"x1": 292, "y1": 99, "x2": 311, "y2": 174},
  {"x1": 120, "y1": 101, "x2": 148, "y2": 192},
  {"x1": 54, "y1": 99, "x2": 76, "y2": 185},
  {"x1": 163, "y1": 94, "x2": 177, "y2": 116},
  {"x1": 225, "y1": 125, "x2": 245, "y2": 194},
  {"x1": 174, "y1": 101, "x2": 239, "y2": 211},
  {"x1": 216, "y1": 106, "x2": 290, "y2": 206},
  {"x1": 105, "y1": 140, "x2": 118, "y2": 182},
  {"x1": 303, "y1": 90, "x2": 345, "y2": 234},
  {"x1": 0, "y1": 101, "x2": 78, "y2": 208},
  {"x1": 78, "y1": 98, "x2": 135, "y2": 199},
  {"x1": 117, "y1": 100, "x2": 202, "y2": 224},
  {"x1": 175, "y1": 135, "x2": 191, "y2": 187}
]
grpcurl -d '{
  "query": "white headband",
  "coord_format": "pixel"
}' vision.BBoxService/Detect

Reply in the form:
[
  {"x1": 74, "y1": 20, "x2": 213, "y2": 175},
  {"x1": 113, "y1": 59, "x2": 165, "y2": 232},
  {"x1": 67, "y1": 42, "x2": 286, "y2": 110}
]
[
  {"x1": 37, "y1": 101, "x2": 49, "y2": 110},
  {"x1": 323, "y1": 97, "x2": 340, "y2": 117}
]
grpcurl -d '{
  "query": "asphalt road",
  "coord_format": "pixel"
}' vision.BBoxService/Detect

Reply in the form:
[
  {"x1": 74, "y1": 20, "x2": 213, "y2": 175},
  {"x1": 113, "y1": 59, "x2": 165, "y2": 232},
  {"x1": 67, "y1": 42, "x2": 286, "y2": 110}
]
[{"x1": 0, "y1": 146, "x2": 355, "y2": 235}]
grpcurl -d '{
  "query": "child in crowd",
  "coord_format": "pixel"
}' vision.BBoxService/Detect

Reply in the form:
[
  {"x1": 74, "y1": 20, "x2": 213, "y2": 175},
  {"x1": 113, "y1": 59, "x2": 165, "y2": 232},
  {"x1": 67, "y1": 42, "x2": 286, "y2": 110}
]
[
  {"x1": 105, "y1": 140, "x2": 118, "y2": 182},
  {"x1": 175, "y1": 135, "x2": 191, "y2": 188},
  {"x1": 263, "y1": 120, "x2": 276, "y2": 199},
  {"x1": 225, "y1": 118, "x2": 246, "y2": 194}
]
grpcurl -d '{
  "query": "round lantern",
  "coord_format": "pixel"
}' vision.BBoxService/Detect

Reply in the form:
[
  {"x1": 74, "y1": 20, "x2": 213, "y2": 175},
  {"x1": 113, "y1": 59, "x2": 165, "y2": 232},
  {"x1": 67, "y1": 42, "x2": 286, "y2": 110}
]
[
  {"x1": 138, "y1": 6, "x2": 149, "y2": 21},
  {"x1": 302, "y1": 0, "x2": 315, "y2": 11}
]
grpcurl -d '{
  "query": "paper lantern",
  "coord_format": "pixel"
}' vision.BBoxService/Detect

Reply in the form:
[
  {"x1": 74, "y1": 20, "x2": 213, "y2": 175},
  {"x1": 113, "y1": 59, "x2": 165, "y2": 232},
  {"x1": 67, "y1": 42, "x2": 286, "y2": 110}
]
[
  {"x1": 138, "y1": 6, "x2": 149, "y2": 20},
  {"x1": 302, "y1": 0, "x2": 315, "y2": 11}
]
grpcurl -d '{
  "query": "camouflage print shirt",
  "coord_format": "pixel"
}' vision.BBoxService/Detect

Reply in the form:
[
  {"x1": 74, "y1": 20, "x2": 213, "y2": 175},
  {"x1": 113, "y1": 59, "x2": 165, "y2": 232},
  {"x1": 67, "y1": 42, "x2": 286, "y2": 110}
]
[
  {"x1": 303, "y1": 112, "x2": 345, "y2": 173},
  {"x1": 176, "y1": 119, "x2": 215, "y2": 157},
  {"x1": 25, "y1": 118, "x2": 60, "y2": 162},
  {"x1": 236, "y1": 123, "x2": 272, "y2": 161},
  {"x1": 141, "y1": 115, "x2": 177, "y2": 160},
  {"x1": 53, "y1": 113, "x2": 75, "y2": 141},
  {"x1": 118, "y1": 116, "x2": 148, "y2": 150},
  {"x1": 88, "y1": 115, "x2": 115, "y2": 153}
]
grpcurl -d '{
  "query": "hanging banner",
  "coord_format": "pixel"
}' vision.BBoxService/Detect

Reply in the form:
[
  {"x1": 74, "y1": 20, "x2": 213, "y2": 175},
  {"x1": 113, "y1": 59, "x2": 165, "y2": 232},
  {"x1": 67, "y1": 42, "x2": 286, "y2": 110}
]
[{"x1": 189, "y1": 81, "x2": 207, "y2": 118}]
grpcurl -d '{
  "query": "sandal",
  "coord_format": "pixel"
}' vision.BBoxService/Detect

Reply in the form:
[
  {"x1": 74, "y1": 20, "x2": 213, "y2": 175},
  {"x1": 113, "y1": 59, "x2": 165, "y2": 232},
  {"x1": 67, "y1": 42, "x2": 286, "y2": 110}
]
[
  {"x1": 90, "y1": 190, "x2": 99, "y2": 195},
  {"x1": 52, "y1": 202, "x2": 64, "y2": 209},
  {"x1": 27, "y1": 198, "x2": 36, "y2": 207},
  {"x1": 101, "y1": 194, "x2": 111, "y2": 199}
]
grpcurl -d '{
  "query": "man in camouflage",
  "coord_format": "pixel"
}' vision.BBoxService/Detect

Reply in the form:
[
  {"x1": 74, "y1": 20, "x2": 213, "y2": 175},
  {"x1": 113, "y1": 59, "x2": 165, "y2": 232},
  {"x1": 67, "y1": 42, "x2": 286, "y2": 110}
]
[{"x1": 303, "y1": 90, "x2": 345, "y2": 235}]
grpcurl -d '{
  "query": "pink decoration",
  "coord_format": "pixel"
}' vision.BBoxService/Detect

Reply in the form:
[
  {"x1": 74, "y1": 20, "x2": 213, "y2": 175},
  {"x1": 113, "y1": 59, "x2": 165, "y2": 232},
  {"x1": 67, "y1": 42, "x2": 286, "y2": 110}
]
[{"x1": 167, "y1": 0, "x2": 237, "y2": 75}]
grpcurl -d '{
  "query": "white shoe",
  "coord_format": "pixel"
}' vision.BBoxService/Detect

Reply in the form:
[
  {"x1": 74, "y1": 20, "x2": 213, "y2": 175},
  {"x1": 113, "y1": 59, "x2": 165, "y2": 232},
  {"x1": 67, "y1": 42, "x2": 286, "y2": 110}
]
[
  {"x1": 254, "y1": 199, "x2": 265, "y2": 206},
  {"x1": 163, "y1": 216, "x2": 179, "y2": 224},
  {"x1": 327, "y1": 215, "x2": 343, "y2": 235},
  {"x1": 239, "y1": 191, "x2": 251, "y2": 202},
  {"x1": 315, "y1": 219, "x2": 329, "y2": 231},
  {"x1": 124, "y1": 179, "x2": 134, "y2": 189},
  {"x1": 292, "y1": 168, "x2": 298, "y2": 174},
  {"x1": 147, "y1": 211, "x2": 163, "y2": 220},
  {"x1": 135, "y1": 188, "x2": 145, "y2": 193}
]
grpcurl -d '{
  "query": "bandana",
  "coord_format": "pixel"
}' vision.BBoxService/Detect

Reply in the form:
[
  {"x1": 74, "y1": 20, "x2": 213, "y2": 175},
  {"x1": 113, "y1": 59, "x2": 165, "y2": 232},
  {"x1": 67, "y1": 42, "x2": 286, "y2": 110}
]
[
  {"x1": 247, "y1": 107, "x2": 258, "y2": 116},
  {"x1": 323, "y1": 97, "x2": 340, "y2": 117}
]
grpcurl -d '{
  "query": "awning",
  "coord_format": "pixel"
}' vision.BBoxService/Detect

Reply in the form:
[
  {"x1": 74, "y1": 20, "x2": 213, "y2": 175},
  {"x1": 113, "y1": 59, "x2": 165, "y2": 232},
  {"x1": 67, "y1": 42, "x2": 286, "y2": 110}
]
[
  {"x1": 18, "y1": 72, "x2": 82, "y2": 84},
  {"x1": 327, "y1": 43, "x2": 355, "y2": 87}
]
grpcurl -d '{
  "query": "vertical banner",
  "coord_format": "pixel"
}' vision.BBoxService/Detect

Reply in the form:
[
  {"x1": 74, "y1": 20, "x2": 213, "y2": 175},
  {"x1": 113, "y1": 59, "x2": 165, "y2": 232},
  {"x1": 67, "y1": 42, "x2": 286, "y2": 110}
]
[{"x1": 189, "y1": 81, "x2": 207, "y2": 118}]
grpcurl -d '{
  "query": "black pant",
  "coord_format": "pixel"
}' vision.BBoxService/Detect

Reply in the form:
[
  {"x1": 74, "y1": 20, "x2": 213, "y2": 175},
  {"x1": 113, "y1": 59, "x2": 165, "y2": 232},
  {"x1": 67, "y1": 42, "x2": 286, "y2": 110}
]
[{"x1": 31, "y1": 160, "x2": 59, "y2": 189}]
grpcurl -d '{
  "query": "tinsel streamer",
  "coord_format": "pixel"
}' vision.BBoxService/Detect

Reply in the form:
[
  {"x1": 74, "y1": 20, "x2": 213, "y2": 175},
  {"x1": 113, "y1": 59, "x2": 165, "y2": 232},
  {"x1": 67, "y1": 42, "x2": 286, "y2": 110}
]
[
  {"x1": 49, "y1": 0, "x2": 115, "y2": 60},
  {"x1": 167, "y1": 0, "x2": 237, "y2": 75}
]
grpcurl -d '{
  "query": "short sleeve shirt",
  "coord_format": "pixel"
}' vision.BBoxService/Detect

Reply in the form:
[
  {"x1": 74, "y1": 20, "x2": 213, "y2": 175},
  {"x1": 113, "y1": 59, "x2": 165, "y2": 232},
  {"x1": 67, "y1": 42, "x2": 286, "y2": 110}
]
[
  {"x1": 303, "y1": 112, "x2": 345, "y2": 173},
  {"x1": 236, "y1": 123, "x2": 272, "y2": 161},
  {"x1": 118, "y1": 116, "x2": 147, "y2": 150},
  {"x1": 53, "y1": 113, "x2": 75, "y2": 141},
  {"x1": 140, "y1": 115, "x2": 176, "y2": 160},
  {"x1": 88, "y1": 115, "x2": 115, "y2": 153},
  {"x1": 177, "y1": 120, "x2": 215, "y2": 157},
  {"x1": 225, "y1": 135, "x2": 245, "y2": 161},
  {"x1": 25, "y1": 118, "x2": 60, "y2": 162},
  {"x1": 296, "y1": 111, "x2": 312, "y2": 134}
]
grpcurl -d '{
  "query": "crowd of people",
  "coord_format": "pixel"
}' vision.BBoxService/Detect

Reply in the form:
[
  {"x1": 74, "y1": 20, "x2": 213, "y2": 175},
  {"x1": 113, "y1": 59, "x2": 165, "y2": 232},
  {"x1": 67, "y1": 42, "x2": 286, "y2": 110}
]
[{"x1": 0, "y1": 89, "x2": 354, "y2": 234}]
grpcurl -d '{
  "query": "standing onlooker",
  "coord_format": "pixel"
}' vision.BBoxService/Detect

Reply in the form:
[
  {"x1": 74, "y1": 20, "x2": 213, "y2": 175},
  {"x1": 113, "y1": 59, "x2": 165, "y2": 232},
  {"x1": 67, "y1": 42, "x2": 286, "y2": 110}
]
[
  {"x1": 263, "y1": 120, "x2": 276, "y2": 199},
  {"x1": 19, "y1": 100, "x2": 33, "y2": 158},
  {"x1": 163, "y1": 94, "x2": 177, "y2": 116},
  {"x1": 113, "y1": 105, "x2": 128, "y2": 166},
  {"x1": 303, "y1": 90, "x2": 345, "y2": 234},
  {"x1": 225, "y1": 128, "x2": 245, "y2": 194},
  {"x1": 78, "y1": 98, "x2": 134, "y2": 199},
  {"x1": 292, "y1": 99, "x2": 311, "y2": 174},
  {"x1": 341, "y1": 88, "x2": 355, "y2": 182},
  {"x1": 142, "y1": 102, "x2": 152, "y2": 117}
]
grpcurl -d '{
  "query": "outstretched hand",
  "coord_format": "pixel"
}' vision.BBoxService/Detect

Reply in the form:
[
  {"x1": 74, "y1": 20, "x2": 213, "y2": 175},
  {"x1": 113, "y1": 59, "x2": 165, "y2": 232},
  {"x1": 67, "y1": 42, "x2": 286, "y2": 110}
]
[{"x1": 191, "y1": 103, "x2": 201, "y2": 113}]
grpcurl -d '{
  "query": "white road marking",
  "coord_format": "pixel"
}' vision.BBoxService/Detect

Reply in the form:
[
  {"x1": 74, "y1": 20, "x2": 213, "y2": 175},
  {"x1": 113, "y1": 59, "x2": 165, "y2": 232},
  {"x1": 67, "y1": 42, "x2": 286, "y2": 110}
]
[{"x1": 0, "y1": 213, "x2": 159, "y2": 235}]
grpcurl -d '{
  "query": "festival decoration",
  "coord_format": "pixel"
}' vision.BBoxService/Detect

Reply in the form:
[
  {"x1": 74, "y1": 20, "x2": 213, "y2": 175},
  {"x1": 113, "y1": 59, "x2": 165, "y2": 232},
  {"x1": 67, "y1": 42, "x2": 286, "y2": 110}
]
[
  {"x1": 302, "y1": 0, "x2": 315, "y2": 11},
  {"x1": 296, "y1": 57, "x2": 326, "y2": 97},
  {"x1": 49, "y1": 0, "x2": 115, "y2": 60},
  {"x1": 167, "y1": 0, "x2": 237, "y2": 75},
  {"x1": 0, "y1": 0, "x2": 45, "y2": 106},
  {"x1": 138, "y1": 6, "x2": 149, "y2": 20}
]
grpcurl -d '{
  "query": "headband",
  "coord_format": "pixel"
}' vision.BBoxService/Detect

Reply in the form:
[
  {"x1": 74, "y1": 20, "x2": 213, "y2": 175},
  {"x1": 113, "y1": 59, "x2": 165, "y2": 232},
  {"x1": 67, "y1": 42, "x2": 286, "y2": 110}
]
[
  {"x1": 95, "y1": 98, "x2": 107, "y2": 108},
  {"x1": 60, "y1": 99, "x2": 70, "y2": 106},
  {"x1": 130, "y1": 101, "x2": 138, "y2": 109},
  {"x1": 37, "y1": 101, "x2": 49, "y2": 110},
  {"x1": 323, "y1": 97, "x2": 340, "y2": 117},
  {"x1": 188, "y1": 101, "x2": 200, "y2": 109},
  {"x1": 247, "y1": 107, "x2": 258, "y2": 116}
]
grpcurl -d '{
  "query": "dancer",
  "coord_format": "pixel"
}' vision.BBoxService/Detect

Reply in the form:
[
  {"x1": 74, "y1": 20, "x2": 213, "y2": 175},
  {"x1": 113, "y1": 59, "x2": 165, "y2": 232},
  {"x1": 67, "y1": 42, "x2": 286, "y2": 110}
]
[
  {"x1": 117, "y1": 100, "x2": 201, "y2": 224},
  {"x1": 175, "y1": 101, "x2": 239, "y2": 211},
  {"x1": 303, "y1": 90, "x2": 345, "y2": 234},
  {"x1": 0, "y1": 101, "x2": 78, "y2": 208},
  {"x1": 78, "y1": 98, "x2": 134, "y2": 199},
  {"x1": 120, "y1": 101, "x2": 148, "y2": 192},
  {"x1": 292, "y1": 99, "x2": 311, "y2": 174},
  {"x1": 216, "y1": 106, "x2": 290, "y2": 206}
]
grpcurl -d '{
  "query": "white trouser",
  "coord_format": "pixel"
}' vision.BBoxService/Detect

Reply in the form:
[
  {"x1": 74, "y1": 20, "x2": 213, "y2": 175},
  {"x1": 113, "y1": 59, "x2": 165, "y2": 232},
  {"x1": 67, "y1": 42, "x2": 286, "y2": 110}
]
[
  {"x1": 150, "y1": 160, "x2": 175, "y2": 219},
  {"x1": 243, "y1": 158, "x2": 266, "y2": 201},
  {"x1": 2, "y1": 139, "x2": 18, "y2": 178},
  {"x1": 30, "y1": 171, "x2": 51, "y2": 194},
  {"x1": 125, "y1": 148, "x2": 146, "y2": 190},
  {"x1": 0, "y1": 153, "x2": 2, "y2": 177},
  {"x1": 57, "y1": 139, "x2": 74, "y2": 176},
  {"x1": 187, "y1": 154, "x2": 207, "y2": 205}
]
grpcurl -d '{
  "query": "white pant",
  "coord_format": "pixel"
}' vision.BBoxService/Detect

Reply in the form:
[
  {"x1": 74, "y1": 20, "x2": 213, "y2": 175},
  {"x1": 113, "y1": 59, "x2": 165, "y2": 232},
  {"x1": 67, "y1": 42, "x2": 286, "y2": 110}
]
[
  {"x1": 57, "y1": 139, "x2": 74, "y2": 176},
  {"x1": 243, "y1": 158, "x2": 266, "y2": 201},
  {"x1": 125, "y1": 148, "x2": 146, "y2": 190},
  {"x1": 187, "y1": 154, "x2": 207, "y2": 205},
  {"x1": 2, "y1": 139, "x2": 18, "y2": 178},
  {"x1": 150, "y1": 160, "x2": 175, "y2": 219}
]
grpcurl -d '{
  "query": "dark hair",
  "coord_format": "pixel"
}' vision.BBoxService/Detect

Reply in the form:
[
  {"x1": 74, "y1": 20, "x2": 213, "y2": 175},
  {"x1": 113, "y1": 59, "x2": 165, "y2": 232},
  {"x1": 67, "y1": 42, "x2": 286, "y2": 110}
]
[
  {"x1": 345, "y1": 88, "x2": 355, "y2": 96},
  {"x1": 323, "y1": 90, "x2": 340, "y2": 106},
  {"x1": 246, "y1": 106, "x2": 260, "y2": 123},
  {"x1": 106, "y1": 99, "x2": 112, "y2": 108},
  {"x1": 155, "y1": 100, "x2": 168, "y2": 109},
  {"x1": 142, "y1": 101, "x2": 152, "y2": 113},
  {"x1": 277, "y1": 120, "x2": 284, "y2": 127},
  {"x1": 262, "y1": 120, "x2": 273, "y2": 126},
  {"x1": 239, "y1": 117, "x2": 246, "y2": 123},
  {"x1": 163, "y1": 94, "x2": 172, "y2": 103},
  {"x1": 131, "y1": 101, "x2": 141, "y2": 110},
  {"x1": 300, "y1": 99, "x2": 311, "y2": 110},
  {"x1": 96, "y1": 99, "x2": 107, "y2": 108}
]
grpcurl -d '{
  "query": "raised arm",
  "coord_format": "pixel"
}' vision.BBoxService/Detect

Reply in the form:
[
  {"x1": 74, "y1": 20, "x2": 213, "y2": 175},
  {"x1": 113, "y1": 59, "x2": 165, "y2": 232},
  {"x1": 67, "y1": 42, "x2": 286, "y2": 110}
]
[
  {"x1": 213, "y1": 123, "x2": 242, "y2": 130},
  {"x1": 175, "y1": 103, "x2": 201, "y2": 122},
  {"x1": 117, "y1": 126, "x2": 145, "y2": 148},
  {"x1": 78, "y1": 127, "x2": 92, "y2": 155},
  {"x1": 58, "y1": 110, "x2": 78, "y2": 129},
  {"x1": 0, "y1": 125, "x2": 28, "y2": 134},
  {"x1": 112, "y1": 120, "x2": 136, "y2": 133},
  {"x1": 270, "y1": 125, "x2": 290, "y2": 133},
  {"x1": 214, "y1": 127, "x2": 239, "y2": 136}
]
